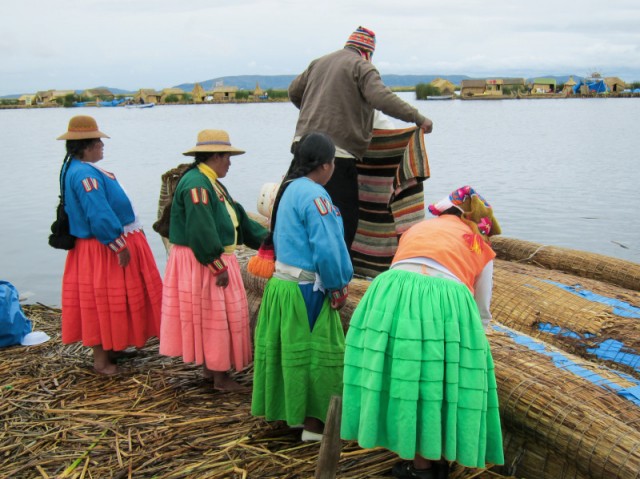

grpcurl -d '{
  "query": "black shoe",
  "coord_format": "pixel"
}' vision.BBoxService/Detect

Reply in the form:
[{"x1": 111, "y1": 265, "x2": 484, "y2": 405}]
[
  {"x1": 391, "y1": 461, "x2": 436, "y2": 479},
  {"x1": 434, "y1": 461, "x2": 450, "y2": 479}
]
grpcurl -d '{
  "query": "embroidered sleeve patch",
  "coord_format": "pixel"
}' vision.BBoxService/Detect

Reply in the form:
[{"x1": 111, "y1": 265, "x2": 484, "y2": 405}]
[
  {"x1": 190, "y1": 188, "x2": 210, "y2": 205},
  {"x1": 314, "y1": 197, "x2": 330, "y2": 216},
  {"x1": 82, "y1": 177, "x2": 99, "y2": 192}
]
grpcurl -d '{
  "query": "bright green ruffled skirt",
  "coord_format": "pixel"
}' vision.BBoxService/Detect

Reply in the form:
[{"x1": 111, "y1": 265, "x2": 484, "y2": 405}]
[
  {"x1": 341, "y1": 269, "x2": 504, "y2": 468},
  {"x1": 251, "y1": 278, "x2": 345, "y2": 425}
]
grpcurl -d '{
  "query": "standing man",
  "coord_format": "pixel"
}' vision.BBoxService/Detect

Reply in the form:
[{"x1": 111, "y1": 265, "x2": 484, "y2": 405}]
[{"x1": 289, "y1": 26, "x2": 433, "y2": 251}]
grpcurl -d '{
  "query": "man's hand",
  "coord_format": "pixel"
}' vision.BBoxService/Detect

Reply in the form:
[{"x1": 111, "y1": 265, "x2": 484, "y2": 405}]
[{"x1": 419, "y1": 118, "x2": 433, "y2": 134}]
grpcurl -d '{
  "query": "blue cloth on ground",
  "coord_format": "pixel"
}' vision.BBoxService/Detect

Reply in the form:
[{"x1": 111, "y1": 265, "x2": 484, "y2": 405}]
[{"x1": 0, "y1": 281, "x2": 32, "y2": 348}]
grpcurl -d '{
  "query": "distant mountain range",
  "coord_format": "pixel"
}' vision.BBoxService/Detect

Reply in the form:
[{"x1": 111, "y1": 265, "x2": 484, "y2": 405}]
[
  {"x1": 174, "y1": 74, "x2": 579, "y2": 91},
  {"x1": 1, "y1": 74, "x2": 580, "y2": 99},
  {"x1": 174, "y1": 74, "x2": 476, "y2": 91}
]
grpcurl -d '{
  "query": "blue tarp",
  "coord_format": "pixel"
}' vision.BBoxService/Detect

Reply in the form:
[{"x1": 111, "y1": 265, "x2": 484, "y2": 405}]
[
  {"x1": 573, "y1": 79, "x2": 609, "y2": 94},
  {"x1": 0, "y1": 281, "x2": 32, "y2": 348},
  {"x1": 98, "y1": 99, "x2": 124, "y2": 107},
  {"x1": 494, "y1": 324, "x2": 640, "y2": 407}
]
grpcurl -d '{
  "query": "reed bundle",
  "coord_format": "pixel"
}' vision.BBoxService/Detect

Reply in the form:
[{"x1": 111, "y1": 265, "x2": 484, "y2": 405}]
[
  {"x1": 491, "y1": 259, "x2": 640, "y2": 379},
  {"x1": 490, "y1": 326, "x2": 640, "y2": 479},
  {"x1": 1, "y1": 304, "x2": 510, "y2": 479},
  {"x1": 491, "y1": 236, "x2": 640, "y2": 291}
]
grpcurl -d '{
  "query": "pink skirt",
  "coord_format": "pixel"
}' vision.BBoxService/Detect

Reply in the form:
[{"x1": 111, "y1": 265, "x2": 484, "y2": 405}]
[
  {"x1": 61, "y1": 231, "x2": 163, "y2": 350},
  {"x1": 159, "y1": 246, "x2": 252, "y2": 372}
]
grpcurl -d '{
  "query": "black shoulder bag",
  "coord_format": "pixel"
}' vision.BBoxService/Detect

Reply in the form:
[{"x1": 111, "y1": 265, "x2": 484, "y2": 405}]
[{"x1": 48, "y1": 157, "x2": 76, "y2": 250}]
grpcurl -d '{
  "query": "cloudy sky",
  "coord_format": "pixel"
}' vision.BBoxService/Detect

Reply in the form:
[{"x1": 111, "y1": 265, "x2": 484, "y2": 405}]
[{"x1": 2, "y1": 0, "x2": 639, "y2": 96}]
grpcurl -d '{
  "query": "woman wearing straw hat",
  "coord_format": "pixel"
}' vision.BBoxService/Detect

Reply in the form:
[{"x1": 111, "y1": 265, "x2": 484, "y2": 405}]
[
  {"x1": 56, "y1": 115, "x2": 163, "y2": 376},
  {"x1": 341, "y1": 186, "x2": 504, "y2": 479},
  {"x1": 159, "y1": 129, "x2": 268, "y2": 391},
  {"x1": 251, "y1": 132, "x2": 353, "y2": 441}
]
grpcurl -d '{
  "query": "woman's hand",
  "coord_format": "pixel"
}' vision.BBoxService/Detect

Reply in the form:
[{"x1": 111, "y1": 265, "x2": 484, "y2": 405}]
[
  {"x1": 117, "y1": 248, "x2": 131, "y2": 267},
  {"x1": 216, "y1": 270, "x2": 229, "y2": 288}
]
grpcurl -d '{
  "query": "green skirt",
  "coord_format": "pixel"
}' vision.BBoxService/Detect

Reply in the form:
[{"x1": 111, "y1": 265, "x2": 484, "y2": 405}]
[
  {"x1": 341, "y1": 269, "x2": 504, "y2": 468},
  {"x1": 251, "y1": 278, "x2": 345, "y2": 425}
]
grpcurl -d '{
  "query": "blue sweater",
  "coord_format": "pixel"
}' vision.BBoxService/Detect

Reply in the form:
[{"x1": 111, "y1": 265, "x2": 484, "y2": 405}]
[
  {"x1": 63, "y1": 159, "x2": 135, "y2": 251},
  {"x1": 274, "y1": 177, "x2": 353, "y2": 292}
]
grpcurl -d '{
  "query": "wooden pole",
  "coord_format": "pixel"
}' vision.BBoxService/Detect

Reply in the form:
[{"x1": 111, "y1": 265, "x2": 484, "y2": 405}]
[{"x1": 315, "y1": 395, "x2": 343, "y2": 479}]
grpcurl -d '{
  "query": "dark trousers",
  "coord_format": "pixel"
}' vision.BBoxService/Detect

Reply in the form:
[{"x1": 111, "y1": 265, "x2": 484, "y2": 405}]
[{"x1": 323, "y1": 157, "x2": 359, "y2": 251}]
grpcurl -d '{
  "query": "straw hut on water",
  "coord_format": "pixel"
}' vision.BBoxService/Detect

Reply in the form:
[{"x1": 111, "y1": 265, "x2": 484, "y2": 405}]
[
  {"x1": 251, "y1": 82, "x2": 267, "y2": 100},
  {"x1": 531, "y1": 77, "x2": 557, "y2": 93},
  {"x1": 562, "y1": 76, "x2": 578, "y2": 94},
  {"x1": 18, "y1": 94, "x2": 35, "y2": 106},
  {"x1": 133, "y1": 89, "x2": 161, "y2": 104},
  {"x1": 460, "y1": 79, "x2": 486, "y2": 97},
  {"x1": 160, "y1": 88, "x2": 186, "y2": 103},
  {"x1": 430, "y1": 78, "x2": 456, "y2": 95},
  {"x1": 210, "y1": 84, "x2": 239, "y2": 102},
  {"x1": 605, "y1": 77, "x2": 627, "y2": 93},
  {"x1": 34, "y1": 90, "x2": 76, "y2": 105},
  {"x1": 191, "y1": 83, "x2": 206, "y2": 103},
  {"x1": 81, "y1": 88, "x2": 114, "y2": 100}
]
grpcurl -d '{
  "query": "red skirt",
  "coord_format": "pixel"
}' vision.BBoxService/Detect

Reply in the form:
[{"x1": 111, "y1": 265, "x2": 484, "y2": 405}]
[
  {"x1": 159, "y1": 247, "x2": 252, "y2": 372},
  {"x1": 61, "y1": 231, "x2": 163, "y2": 350}
]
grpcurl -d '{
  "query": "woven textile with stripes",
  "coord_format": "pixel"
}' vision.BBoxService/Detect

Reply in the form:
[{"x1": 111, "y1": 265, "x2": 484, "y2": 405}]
[{"x1": 351, "y1": 127, "x2": 430, "y2": 277}]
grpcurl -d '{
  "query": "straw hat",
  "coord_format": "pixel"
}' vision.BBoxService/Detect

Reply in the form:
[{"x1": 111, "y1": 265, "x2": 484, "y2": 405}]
[
  {"x1": 57, "y1": 115, "x2": 110, "y2": 140},
  {"x1": 183, "y1": 130, "x2": 245, "y2": 157}
]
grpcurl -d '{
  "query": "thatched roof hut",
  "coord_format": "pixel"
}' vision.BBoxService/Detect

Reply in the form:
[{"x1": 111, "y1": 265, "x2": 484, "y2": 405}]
[
  {"x1": 160, "y1": 87, "x2": 185, "y2": 103},
  {"x1": 430, "y1": 78, "x2": 455, "y2": 95},
  {"x1": 605, "y1": 77, "x2": 626, "y2": 93},
  {"x1": 253, "y1": 82, "x2": 265, "y2": 97},
  {"x1": 18, "y1": 94, "x2": 35, "y2": 106},
  {"x1": 531, "y1": 78, "x2": 557, "y2": 93},
  {"x1": 210, "y1": 85, "x2": 238, "y2": 101},
  {"x1": 82, "y1": 88, "x2": 114, "y2": 100},
  {"x1": 35, "y1": 90, "x2": 75, "y2": 104},
  {"x1": 460, "y1": 79, "x2": 486, "y2": 97},
  {"x1": 133, "y1": 89, "x2": 161, "y2": 104},
  {"x1": 562, "y1": 76, "x2": 577, "y2": 94},
  {"x1": 192, "y1": 83, "x2": 205, "y2": 103}
]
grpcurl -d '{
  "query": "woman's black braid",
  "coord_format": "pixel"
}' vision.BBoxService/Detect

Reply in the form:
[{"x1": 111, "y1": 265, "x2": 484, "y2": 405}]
[{"x1": 267, "y1": 132, "x2": 336, "y2": 243}]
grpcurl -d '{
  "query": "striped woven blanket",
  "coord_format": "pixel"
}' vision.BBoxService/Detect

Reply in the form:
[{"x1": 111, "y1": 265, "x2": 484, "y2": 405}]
[{"x1": 351, "y1": 127, "x2": 430, "y2": 277}]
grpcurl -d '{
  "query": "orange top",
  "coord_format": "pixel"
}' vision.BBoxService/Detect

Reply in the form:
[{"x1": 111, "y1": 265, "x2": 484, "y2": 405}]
[{"x1": 392, "y1": 215, "x2": 496, "y2": 294}]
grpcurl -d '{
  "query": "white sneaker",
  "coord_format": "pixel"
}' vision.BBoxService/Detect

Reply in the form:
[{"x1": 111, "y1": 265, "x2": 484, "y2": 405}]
[{"x1": 301, "y1": 429, "x2": 323, "y2": 442}]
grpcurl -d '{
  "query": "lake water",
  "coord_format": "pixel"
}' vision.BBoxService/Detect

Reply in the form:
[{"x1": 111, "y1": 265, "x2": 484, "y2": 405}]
[{"x1": 1, "y1": 93, "x2": 638, "y2": 306}]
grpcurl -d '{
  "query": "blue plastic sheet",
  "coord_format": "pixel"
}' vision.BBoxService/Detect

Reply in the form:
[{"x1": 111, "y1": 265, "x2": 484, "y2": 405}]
[
  {"x1": 0, "y1": 281, "x2": 32, "y2": 348},
  {"x1": 493, "y1": 324, "x2": 640, "y2": 406},
  {"x1": 542, "y1": 280, "x2": 640, "y2": 318},
  {"x1": 572, "y1": 79, "x2": 609, "y2": 94}
]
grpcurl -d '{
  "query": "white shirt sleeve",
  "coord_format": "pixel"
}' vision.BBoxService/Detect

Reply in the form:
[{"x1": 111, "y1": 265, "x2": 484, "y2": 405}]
[{"x1": 474, "y1": 260, "x2": 494, "y2": 330}]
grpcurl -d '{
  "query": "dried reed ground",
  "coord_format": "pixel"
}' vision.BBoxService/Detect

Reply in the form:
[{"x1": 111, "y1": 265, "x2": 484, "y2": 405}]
[{"x1": 0, "y1": 305, "x2": 512, "y2": 479}]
